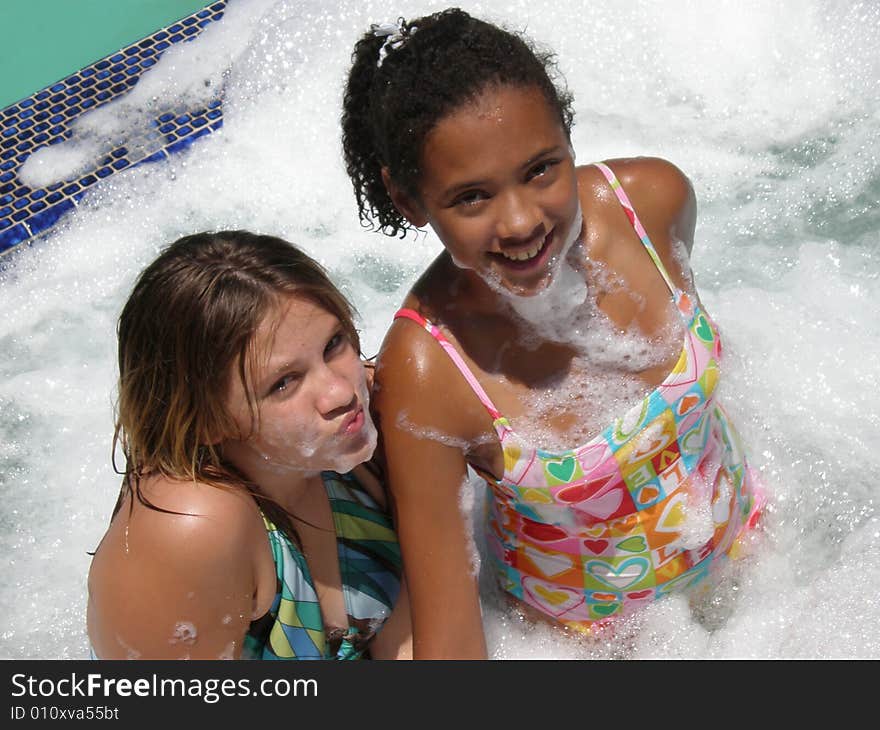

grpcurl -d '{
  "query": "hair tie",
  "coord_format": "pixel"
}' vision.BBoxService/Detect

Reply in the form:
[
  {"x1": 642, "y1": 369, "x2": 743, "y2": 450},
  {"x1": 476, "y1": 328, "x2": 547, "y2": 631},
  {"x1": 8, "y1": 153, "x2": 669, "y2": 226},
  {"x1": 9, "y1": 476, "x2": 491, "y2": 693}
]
[{"x1": 371, "y1": 19, "x2": 417, "y2": 68}]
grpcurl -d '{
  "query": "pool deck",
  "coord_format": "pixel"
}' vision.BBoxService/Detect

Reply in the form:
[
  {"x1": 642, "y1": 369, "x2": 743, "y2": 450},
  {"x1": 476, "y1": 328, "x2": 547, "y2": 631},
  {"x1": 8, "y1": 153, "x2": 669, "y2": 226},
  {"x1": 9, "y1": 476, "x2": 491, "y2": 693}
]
[{"x1": 0, "y1": 0, "x2": 229, "y2": 256}]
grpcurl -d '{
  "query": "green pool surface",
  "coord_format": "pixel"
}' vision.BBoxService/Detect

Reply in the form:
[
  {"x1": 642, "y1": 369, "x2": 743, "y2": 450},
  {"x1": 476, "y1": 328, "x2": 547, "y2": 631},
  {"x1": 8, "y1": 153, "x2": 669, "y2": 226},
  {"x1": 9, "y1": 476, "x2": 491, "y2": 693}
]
[{"x1": 0, "y1": 0, "x2": 214, "y2": 110}]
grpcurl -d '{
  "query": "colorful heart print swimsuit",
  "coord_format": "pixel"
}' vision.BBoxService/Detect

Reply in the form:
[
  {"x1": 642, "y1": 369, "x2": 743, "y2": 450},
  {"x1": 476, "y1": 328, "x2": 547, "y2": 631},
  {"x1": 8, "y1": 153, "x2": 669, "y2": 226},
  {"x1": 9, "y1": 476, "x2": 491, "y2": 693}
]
[{"x1": 393, "y1": 162, "x2": 765, "y2": 628}]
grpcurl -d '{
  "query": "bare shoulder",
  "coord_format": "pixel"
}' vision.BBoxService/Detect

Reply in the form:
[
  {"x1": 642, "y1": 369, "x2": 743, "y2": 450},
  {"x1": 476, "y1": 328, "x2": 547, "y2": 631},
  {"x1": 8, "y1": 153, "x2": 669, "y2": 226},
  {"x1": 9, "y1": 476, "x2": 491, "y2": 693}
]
[
  {"x1": 134, "y1": 475, "x2": 264, "y2": 551},
  {"x1": 87, "y1": 476, "x2": 267, "y2": 659},
  {"x1": 580, "y1": 157, "x2": 693, "y2": 211},
  {"x1": 374, "y1": 312, "x2": 482, "y2": 437},
  {"x1": 579, "y1": 156, "x2": 697, "y2": 255}
]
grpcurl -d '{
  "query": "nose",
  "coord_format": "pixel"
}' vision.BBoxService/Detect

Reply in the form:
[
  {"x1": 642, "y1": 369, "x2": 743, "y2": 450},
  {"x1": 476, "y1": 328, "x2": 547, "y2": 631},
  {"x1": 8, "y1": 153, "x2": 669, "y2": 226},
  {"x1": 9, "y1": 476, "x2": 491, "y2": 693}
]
[
  {"x1": 495, "y1": 188, "x2": 543, "y2": 242},
  {"x1": 315, "y1": 364, "x2": 357, "y2": 419}
]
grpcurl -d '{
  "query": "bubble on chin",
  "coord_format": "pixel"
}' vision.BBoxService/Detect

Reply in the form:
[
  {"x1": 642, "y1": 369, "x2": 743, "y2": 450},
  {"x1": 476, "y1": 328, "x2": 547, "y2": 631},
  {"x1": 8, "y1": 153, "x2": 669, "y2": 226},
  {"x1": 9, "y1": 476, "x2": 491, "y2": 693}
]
[
  {"x1": 325, "y1": 411, "x2": 378, "y2": 475},
  {"x1": 490, "y1": 205, "x2": 590, "y2": 343}
]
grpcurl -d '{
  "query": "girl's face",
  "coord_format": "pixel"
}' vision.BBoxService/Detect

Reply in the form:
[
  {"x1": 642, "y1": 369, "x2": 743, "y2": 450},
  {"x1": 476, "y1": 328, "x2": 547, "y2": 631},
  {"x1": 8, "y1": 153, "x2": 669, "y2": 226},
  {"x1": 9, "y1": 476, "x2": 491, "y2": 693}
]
[
  {"x1": 221, "y1": 295, "x2": 376, "y2": 478},
  {"x1": 409, "y1": 84, "x2": 581, "y2": 297}
]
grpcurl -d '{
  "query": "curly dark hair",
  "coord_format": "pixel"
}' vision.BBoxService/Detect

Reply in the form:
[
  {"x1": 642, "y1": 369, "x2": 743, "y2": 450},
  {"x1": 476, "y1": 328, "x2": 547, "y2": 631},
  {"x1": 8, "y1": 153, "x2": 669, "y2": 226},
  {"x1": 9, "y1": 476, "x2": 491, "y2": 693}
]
[{"x1": 341, "y1": 7, "x2": 575, "y2": 238}]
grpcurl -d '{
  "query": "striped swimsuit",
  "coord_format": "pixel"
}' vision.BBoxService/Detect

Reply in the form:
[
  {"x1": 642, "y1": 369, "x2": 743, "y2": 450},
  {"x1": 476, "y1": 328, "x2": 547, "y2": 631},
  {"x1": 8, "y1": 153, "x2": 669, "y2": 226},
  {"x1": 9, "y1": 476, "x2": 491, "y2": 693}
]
[
  {"x1": 394, "y1": 162, "x2": 764, "y2": 628},
  {"x1": 243, "y1": 470, "x2": 402, "y2": 659}
]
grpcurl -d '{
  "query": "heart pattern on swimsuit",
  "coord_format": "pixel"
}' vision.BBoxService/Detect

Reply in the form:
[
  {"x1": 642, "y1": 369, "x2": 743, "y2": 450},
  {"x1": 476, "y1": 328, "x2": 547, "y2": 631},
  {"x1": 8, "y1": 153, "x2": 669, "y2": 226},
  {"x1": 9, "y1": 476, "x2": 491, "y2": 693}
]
[
  {"x1": 585, "y1": 557, "x2": 650, "y2": 590},
  {"x1": 545, "y1": 456, "x2": 577, "y2": 483},
  {"x1": 523, "y1": 578, "x2": 585, "y2": 617}
]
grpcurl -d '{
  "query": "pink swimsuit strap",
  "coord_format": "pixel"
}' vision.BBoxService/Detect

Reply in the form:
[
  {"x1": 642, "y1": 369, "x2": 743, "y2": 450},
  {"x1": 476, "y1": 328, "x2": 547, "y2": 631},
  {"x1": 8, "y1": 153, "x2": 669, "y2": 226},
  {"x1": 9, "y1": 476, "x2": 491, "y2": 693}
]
[{"x1": 392, "y1": 308, "x2": 503, "y2": 422}]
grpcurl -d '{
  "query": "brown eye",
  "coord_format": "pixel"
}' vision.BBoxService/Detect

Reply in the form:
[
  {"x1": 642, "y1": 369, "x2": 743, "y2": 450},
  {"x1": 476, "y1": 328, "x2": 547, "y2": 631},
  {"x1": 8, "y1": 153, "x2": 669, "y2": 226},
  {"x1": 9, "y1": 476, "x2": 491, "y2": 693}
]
[
  {"x1": 325, "y1": 332, "x2": 346, "y2": 356},
  {"x1": 271, "y1": 373, "x2": 301, "y2": 395}
]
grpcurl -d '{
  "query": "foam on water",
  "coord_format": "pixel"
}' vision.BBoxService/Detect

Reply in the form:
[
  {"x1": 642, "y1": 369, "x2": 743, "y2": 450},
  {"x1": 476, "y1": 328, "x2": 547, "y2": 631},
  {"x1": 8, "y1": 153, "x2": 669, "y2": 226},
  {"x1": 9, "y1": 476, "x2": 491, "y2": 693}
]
[{"x1": 1, "y1": 0, "x2": 878, "y2": 658}]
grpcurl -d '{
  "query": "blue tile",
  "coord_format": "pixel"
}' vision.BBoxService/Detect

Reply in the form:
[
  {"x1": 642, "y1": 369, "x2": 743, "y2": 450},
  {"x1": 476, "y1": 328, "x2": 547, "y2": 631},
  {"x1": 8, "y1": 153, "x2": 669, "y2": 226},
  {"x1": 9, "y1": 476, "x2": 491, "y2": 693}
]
[
  {"x1": 0, "y1": 0, "x2": 229, "y2": 254},
  {"x1": 24, "y1": 199, "x2": 75, "y2": 238},
  {"x1": 0, "y1": 224, "x2": 30, "y2": 251}
]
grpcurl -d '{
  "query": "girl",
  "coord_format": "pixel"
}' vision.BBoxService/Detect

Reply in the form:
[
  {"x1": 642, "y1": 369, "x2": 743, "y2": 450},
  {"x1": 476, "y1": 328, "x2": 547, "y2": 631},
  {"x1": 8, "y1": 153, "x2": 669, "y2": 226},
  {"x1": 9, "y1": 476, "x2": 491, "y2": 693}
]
[
  {"x1": 342, "y1": 8, "x2": 764, "y2": 658},
  {"x1": 87, "y1": 231, "x2": 411, "y2": 660}
]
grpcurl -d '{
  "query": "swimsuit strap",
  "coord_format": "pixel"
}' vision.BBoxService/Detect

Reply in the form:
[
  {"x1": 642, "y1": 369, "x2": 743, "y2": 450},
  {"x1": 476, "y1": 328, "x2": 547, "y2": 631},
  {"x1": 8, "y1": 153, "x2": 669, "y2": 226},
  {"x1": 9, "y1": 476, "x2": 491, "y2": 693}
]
[
  {"x1": 592, "y1": 161, "x2": 680, "y2": 299},
  {"x1": 394, "y1": 308, "x2": 503, "y2": 421}
]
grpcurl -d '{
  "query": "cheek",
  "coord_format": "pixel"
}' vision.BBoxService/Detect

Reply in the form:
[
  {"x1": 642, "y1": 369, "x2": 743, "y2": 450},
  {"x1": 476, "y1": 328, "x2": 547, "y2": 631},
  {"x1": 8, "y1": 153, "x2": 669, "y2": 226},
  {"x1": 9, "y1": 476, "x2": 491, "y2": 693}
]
[{"x1": 253, "y1": 405, "x2": 316, "y2": 452}]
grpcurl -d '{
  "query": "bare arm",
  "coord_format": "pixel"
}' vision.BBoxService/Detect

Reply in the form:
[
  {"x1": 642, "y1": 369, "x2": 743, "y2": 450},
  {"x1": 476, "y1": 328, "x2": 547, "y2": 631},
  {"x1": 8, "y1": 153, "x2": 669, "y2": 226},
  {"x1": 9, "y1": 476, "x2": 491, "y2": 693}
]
[
  {"x1": 87, "y1": 482, "x2": 266, "y2": 659},
  {"x1": 372, "y1": 323, "x2": 489, "y2": 659}
]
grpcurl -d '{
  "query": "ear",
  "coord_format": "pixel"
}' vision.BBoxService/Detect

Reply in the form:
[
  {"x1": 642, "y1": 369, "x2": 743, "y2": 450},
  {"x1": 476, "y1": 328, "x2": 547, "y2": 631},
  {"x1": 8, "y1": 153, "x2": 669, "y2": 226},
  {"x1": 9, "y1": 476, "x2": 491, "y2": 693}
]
[{"x1": 381, "y1": 167, "x2": 428, "y2": 227}]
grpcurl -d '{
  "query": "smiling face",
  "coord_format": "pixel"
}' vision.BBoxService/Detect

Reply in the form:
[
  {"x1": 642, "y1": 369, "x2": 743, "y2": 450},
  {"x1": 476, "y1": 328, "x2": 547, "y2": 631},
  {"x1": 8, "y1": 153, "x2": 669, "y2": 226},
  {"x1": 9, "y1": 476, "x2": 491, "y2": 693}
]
[
  {"x1": 220, "y1": 294, "x2": 376, "y2": 480},
  {"x1": 405, "y1": 84, "x2": 582, "y2": 297}
]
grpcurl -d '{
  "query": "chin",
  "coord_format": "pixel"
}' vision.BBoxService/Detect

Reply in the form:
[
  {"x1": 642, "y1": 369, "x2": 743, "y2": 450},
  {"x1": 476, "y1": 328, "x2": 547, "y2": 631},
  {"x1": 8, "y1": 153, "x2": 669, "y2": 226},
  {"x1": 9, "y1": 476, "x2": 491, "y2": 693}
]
[{"x1": 325, "y1": 420, "x2": 378, "y2": 475}]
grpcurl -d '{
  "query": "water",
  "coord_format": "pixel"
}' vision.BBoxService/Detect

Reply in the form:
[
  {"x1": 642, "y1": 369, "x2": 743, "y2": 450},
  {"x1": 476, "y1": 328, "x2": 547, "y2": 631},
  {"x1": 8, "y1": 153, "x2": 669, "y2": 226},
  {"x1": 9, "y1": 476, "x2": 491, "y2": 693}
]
[{"x1": 1, "y1": 0, "x2": 877, "y2": 659}]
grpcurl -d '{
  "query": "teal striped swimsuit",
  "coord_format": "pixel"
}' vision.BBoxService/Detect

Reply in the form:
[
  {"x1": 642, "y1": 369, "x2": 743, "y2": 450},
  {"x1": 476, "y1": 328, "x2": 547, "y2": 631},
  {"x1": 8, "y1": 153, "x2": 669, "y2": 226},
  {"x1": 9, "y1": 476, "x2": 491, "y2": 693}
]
[{"x1": 242, "y1": 471, "x2": 402, "y2": 660}]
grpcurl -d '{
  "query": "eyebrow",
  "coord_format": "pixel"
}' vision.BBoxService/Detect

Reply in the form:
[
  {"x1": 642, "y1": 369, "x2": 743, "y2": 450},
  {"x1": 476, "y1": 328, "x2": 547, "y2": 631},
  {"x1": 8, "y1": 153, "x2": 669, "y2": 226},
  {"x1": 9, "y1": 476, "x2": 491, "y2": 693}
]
[{"x1": 441, "y1": 145, "x2": 565, "y2": 197}]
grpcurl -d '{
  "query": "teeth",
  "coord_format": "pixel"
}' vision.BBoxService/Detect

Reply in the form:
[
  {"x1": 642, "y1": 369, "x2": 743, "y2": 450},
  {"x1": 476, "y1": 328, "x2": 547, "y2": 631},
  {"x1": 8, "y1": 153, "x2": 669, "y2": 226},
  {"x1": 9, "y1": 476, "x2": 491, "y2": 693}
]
[{"x1": 500, "y1": 237, "x2": 545, "y2": 262}]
